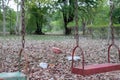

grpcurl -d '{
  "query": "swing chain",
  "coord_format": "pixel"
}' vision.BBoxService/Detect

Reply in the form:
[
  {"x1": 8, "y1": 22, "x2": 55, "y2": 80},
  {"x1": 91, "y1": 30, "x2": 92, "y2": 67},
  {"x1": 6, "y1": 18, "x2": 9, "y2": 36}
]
[
  {"x1": 109, "y1": 0, "x2": 114, "y2": 44},
  {"x1": 21, "y1": 0, "x2": 25, "y2": 48},
  {"x1": 18, "y1": 0, "x2": 25, "y2": 72},
  {"x1": 108, "y1": 0, "x2": 120, "y2": 62},
  {"x1": 74, "y1": 0, "x2": 79, "y2": 46}
]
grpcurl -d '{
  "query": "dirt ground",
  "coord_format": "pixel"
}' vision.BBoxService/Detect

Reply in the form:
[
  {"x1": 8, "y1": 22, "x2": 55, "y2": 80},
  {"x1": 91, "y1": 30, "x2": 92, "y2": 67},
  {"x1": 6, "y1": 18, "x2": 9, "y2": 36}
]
[{"x1": 0, "y1": 36, "x2": 120, "y2": 80}]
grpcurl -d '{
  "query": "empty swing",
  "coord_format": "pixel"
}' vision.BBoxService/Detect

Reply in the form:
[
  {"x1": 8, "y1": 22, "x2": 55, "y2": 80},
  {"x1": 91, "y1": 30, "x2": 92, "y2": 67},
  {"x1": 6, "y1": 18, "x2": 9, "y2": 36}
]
[
  {"x1": 0, "y1": 0, "x2": 27, "y2": 80},
  {"x1": 71, "y1": 0, "x2": 120, "y2": 76}
]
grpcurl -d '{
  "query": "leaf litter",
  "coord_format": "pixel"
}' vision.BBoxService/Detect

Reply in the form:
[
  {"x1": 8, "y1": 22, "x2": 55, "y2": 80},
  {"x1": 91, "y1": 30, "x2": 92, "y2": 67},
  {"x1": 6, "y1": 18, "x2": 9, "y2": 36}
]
[{"x1": 0, "y1": 37, "x2": 120, "y2": 80}]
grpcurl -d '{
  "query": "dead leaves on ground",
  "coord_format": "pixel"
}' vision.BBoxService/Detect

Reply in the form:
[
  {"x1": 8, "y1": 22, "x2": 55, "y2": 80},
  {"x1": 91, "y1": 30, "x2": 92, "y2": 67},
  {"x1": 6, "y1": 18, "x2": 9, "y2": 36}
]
[{"x1": 0, "y1": 38, "x2": 120, "y2": 80}]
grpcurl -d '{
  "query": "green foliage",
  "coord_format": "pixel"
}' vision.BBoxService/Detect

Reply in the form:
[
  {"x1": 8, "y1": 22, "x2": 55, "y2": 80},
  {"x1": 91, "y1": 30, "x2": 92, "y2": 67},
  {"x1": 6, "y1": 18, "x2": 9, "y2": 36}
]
[
  {"x1": 91, "y1": 0, "x2": 109, "y2": 25},
  {"x1": 25, "y1": 0, "x2": 56, "y2": 34},
  {"x1": 50, "y1": 20, "x2": 61, "y2": 30},
  {"x1": 87, "y1": 24, "x2": 108, "y2": 29},
  {"x1": 6, "y1": 8, "x2": 16, "y2": 33},
  {"x1": 26, "y1": 5, "x2": 45, "y2": 33},
  {"x1": 26, "y1": 13, "x2": 36, "y2": 34},
  {"x1": 0, "y1": 11, "x2": 3, "y2": 32},
  {"x1": 45, "y1": 11, "x2": 64, "y2": 32},
  {"x1": 87, "y1": 25, "x2": 108, "y2": 39},
  {"x1": 0, "y1": 0, "x2": 119, "y2": 36},
  {"x1": 87, "y1": 24, "x2": 120, "y2": 38},
  {"x1": 50, "y1": 16, "x2": 64, "y2": 31},
  {"x1": 113, "y1": 24, "x2": 120, "y2": 36},
  {"x1": 112, "y1": 7, "x2": 120, "y2": 24},
  {"x1": 67, "y1": 21, "x2": 75, "y2": 27},
  {"x1": 0, "y1": 5, "x2": 16, "y2": 33}
]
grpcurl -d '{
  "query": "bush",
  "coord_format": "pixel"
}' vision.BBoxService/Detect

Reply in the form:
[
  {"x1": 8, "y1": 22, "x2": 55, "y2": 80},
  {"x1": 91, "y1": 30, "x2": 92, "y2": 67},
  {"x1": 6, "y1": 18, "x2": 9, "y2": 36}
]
[
  {"x1": 87, "y1": 24, "x2": 120, "y2": 39},
  {"x1": 9, "y1": 29, "x2": 16, "y2": 35}
]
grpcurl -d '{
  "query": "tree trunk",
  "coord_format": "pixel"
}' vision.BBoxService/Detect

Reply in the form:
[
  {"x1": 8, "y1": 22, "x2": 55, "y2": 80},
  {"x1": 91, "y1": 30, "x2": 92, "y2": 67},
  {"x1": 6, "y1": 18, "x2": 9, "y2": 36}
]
[
  {"x1": 15, "y1": 0, "x2": 20, "y2": 35},
  {"x1": 64, "y1": 21, "x2": 71, "y2": 35},
  {"x1": 82, "y1": 19, "x2": 86, "y2": 35},
  {"x1": 63, "y1": 12, "x2": 72, "y2": 35},
  {"x1": 62, "y1": 0, "x2": 74, "y2": 35},
  {"x1": 35, "y1": 19, "x2": 44, "y2": 35},
  {"x1": 82, "y1": 23, "x2": 86, "y2": 35},
  {"x1": 2, "y1": 0, "x2": 6, "y2": 36},
  {"x1": 19, "y1": 4, "x2": 22, "y2": 35}
]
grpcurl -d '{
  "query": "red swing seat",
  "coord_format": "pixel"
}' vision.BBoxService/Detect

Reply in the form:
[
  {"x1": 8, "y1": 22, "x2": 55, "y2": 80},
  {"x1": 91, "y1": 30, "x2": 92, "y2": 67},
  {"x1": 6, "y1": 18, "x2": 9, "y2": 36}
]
[
  {"x1": 71, "y1": 44, "x2": 120, "y2": 76},
  {"x1": 72, "y1": 63, "x2": 120, "y2": 76}
]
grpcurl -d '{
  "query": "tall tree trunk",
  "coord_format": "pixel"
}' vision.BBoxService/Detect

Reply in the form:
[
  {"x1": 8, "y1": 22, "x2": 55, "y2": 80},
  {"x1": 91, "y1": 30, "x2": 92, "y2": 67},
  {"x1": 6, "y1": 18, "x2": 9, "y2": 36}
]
[
  {"x1": 64, "y1": 19, "x2": 71, "y2": 35},
  {"x1": 63, "y1": 12, "x2": 72, "y2": 35},
  {"x1": 19, "y1": 3, "x2": 22, "y2": 35},
  {"x1": 62, "y1": 0, "x2": 74, "y2": 35},
  {"x1": 15, "y1": 0, "x2": 20, "y2": 35},
  {"x1": 35, "y1": 18, "x2": 44, "y2": 35},
  {"x1": 81, "y1": 18, "x2": 86, "y2": 35},
  {"x1": 2, "y1": 0, "x2": 6, "y2": 36}
]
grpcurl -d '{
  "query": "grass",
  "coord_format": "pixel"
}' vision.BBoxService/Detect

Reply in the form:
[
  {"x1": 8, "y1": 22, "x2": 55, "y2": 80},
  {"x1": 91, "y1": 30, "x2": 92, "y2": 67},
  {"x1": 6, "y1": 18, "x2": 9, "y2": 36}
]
[
  {"x1": 0, "y1": 34, "x2": 74, "y2": 41},
  {"x1": 27, "y1": 35, "x2": 73, "y2": 41}
]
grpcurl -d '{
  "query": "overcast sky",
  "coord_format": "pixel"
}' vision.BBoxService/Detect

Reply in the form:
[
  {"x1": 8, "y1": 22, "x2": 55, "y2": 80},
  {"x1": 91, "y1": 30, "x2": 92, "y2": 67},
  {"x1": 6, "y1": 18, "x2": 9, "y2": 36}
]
[{"x1": 8, "y1": 0, "x2": 17, "y2": 11}]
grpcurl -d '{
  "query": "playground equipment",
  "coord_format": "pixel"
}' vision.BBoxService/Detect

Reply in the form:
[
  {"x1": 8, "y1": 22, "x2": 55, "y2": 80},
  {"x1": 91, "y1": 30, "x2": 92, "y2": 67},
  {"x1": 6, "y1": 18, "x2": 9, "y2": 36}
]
[
  {"x1": 18, "y1": 0, "x2": 29, "y2": 77},
  {"x1": 0, "y1": 72, "x2": 26, "y2": 80},
  {"x1": 71, "y1": 0, "x2": 120, "y2": 76},
  {"x1": 0, "y1": 0, "x2": 27, "y2": 79}
]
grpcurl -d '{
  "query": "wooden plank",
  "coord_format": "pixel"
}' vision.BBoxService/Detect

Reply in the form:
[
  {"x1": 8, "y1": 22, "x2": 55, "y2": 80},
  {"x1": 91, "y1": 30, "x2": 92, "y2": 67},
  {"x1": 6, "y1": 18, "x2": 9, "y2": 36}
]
[
  {"x1": 72, "y1": 63, "x2": 120, "y2": 76},
  {"x1": 0, "y1": 72, "x2": 26, "y2": 80}
]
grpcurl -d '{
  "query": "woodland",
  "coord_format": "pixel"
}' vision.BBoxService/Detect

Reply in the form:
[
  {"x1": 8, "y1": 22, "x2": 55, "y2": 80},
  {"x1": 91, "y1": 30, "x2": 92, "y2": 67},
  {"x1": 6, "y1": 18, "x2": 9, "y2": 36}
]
[{"x1": 0, "y1": 0, "x2": 120, "y2": 80}]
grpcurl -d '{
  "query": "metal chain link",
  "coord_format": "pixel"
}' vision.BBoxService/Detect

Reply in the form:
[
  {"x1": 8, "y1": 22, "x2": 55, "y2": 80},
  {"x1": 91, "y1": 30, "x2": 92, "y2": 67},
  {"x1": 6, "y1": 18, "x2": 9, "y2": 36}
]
[
  {"x1": 21, "y1": 0, "x2": 25, "y2": 48},
  {"x1": 18, "y1": 0, "x2": 25, "y2": 72},
  {"x1": 75, "y1": 0, "x2": 79, "y2": 46},
  {"x1": 109, "y1": 0, "x2": 114, "y2": 44},
  {"x1": 108, "y1": 0, "x2": 120, "y2": 62}
]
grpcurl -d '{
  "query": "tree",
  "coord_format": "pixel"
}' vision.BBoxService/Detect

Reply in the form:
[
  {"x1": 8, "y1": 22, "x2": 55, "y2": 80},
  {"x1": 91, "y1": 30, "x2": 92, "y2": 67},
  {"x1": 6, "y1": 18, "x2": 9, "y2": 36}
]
[
  {"x1": 78, "y1": 4, "x2": 95, "y2": 35},
  {"x1": 26, "y1": 0, "x2": 55, "y2": 35},
  {"x1": 27, "y1": 4, "x2": 47, "y2": 34},
  {"x1": 78, "y1": 0, "x2": 104, "y2": 35},
  {"x1": 112, "y1": 8, "x2": 120, "y2": 24},
  {"x1": 14, "y1": 0, "x2": 21, "y2": 35},
  {"x1": 0, "y1": 0, "x2": 10, "y2": 36},
  {"x1": 57, "y1": 0, "x2": 75, "y2": 35},
  {"x1": 7, "y1": 8, "x2": 16, "y2": 34},
  {"x1": 112, "y1": 0, "x2": 120, "y2": 24},
  {"x1": 56, "y1": 0, "x2": 103, "y2": 35}
]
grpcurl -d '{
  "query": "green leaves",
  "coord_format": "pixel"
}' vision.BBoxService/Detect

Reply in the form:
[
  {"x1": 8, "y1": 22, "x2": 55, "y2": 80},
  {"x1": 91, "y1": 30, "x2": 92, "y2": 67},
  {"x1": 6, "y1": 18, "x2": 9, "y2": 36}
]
[
  {"x1": 112, "y1": 7, "x2": 120, "y2": 24},
  {"x1": 25, "y1": 0, "x2": 56, "y2": 34},
  {"x1": 112, "y1": 0, "x2": 120, "y2": 24}
]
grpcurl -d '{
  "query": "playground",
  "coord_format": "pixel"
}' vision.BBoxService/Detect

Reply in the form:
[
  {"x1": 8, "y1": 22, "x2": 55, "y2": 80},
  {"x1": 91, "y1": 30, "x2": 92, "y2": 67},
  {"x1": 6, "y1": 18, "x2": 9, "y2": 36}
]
[
  {"x1": 0, "y1": 0, "x2": 120, "y2": 80},
  {"x1": 0, "y1": 35, "x2": 120, "y2": 80}
]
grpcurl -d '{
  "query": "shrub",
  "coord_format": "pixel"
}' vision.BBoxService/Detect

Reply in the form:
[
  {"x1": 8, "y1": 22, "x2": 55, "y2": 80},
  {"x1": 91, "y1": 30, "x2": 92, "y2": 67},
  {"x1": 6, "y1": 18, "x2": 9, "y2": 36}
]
[{"x1": 87, "y1": 24, "x2": 120, "y2": 39}]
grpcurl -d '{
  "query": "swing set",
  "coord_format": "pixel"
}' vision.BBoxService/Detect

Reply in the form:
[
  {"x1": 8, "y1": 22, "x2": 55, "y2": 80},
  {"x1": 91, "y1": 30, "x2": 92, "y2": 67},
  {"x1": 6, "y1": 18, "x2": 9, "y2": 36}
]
[
  {"x1": 0, "y1": 0, "x2": 27, "y2": 80},
  {"x1": 71, "y1": 0, "x2": 120, "y2": 76},
  {"x1": 1, "y1": 0, "x2": 120, "y2": 79}
]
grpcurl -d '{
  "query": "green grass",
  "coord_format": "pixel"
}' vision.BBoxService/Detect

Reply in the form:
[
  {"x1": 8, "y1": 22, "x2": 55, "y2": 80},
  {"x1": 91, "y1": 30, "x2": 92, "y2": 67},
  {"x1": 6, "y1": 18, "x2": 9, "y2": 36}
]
[
  {"x1": 0, "y1": 35, "x2": 21, "y2": 40},
  {"x1": 0, "y1": 34, "x2": 73, "y2": 41},
  {"x1": 26, "y1": 35, "x2": 73, "y2": 41}
]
